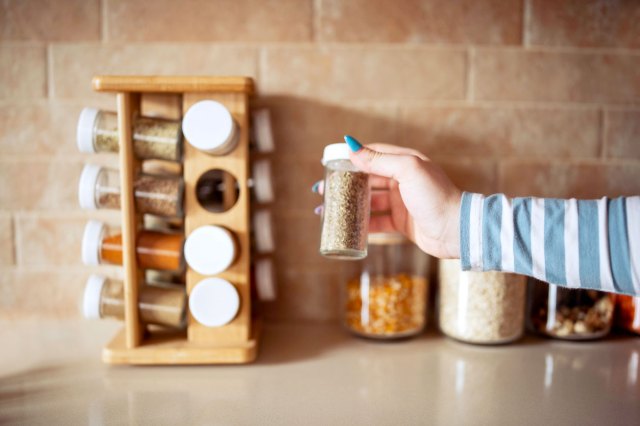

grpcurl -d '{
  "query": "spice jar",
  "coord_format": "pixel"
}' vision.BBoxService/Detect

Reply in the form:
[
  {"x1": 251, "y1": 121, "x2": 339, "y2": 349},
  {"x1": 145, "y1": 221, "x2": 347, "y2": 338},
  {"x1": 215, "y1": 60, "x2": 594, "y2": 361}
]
[
  {"x1": 82, "y1": 220, "x2": 184, "y2": 272},
  {"x1": 319, "y1": 143, "x2": 370, "y2": 259},
  {"x1": 83, "y1": 275, "x2": 186, "y2": 329},
  {"x1": 250, "y1": 108, "x2": 275, "y2": 153},
  {"x1": 182, "y1": 100, "x2": 239, "y2": 155},
  {"x1": 438, "y1": 259, "x2": 526, "y2": 344},
  {"x1": 78, "y1": 164, "x2": 184, "y2": 217},
  {"x1": 251, "y1": 159, "x2": 275, "y2": 204},
  {"x1": 527, "y1": 279, "x2": 614, "y2": 340},
  {"x1": 615, "y1": 295, "x2": 640, "y2": 334},
  {"x1": 184, "y1": 225, "x2": 237, "y2": 275},
  {"x1": 77, "y1": 108, "x2": 182, "y2": 161},
  {"x1": 254, "y1": 257, "x2": 277, "y2": 302},
  {"x1": 189, "y1": 278, "x2": 240, "y2": 327},
  {"x1": 343, "y1": 233, "x2": 429, "y2": 339},
  {"x1": 252, "y1": 209, "x2": 275, "y2": 254}
]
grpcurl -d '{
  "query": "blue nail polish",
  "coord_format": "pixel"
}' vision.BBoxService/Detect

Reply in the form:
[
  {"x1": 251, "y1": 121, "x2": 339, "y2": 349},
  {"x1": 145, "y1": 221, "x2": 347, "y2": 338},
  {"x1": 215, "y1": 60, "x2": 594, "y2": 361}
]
[
  {"x1": 344, "y1": 135, "x2": 362, "y2": 152},
  {"x1": 311, "y1": 181, "x2": 321, "y2": 193}
]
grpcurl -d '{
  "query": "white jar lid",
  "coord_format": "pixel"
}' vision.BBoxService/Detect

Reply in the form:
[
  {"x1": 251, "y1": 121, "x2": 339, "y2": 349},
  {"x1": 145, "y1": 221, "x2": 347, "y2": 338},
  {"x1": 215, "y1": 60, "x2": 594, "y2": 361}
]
[
  {"x1": 253, "y1": 209, "x2": 275, "y2": 253},
  {"x1": 182, "y1": 100, "x2": 237, "y2": 154},
  {"x1": 76, "y1": 107, "x2": 100, "y2": 153},
  {"x1": 184, "y1": 225, "x2": 236, "y2": 275},
  {"x1": 251, "y1": 108, "x2": 275, "y2": 153},
  {"x1": 321, "y1": 143, "x2": 351, "y2": 165},
  {"x1": 78, "y1": 163, "x2": 102, "y2": 210},
  {"x1": 255, "y1": 258, "x2": 277, "y2": 302},
  {"x1": 252, "y1": 159, "x2": 274, "y2": 203},
  {"x1": 189, "y1": 278, "x2": 240, "y2": 327},
  {"x1": 83, "y1": 274, "x2": 106, "y2": 319},
  {"x1": 82, "y1": 220, "x2": 106, "y2": 265}
]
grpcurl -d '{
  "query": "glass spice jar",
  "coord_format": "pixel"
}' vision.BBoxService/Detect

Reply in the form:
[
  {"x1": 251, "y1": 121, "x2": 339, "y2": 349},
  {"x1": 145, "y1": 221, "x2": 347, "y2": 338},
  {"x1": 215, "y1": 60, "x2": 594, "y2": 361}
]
[
  {"x1": 189, "y1": 278, "x2": 240, "y2": 327},
  {"x1": 615, "y1": 295, "x2": 640, "y2": 334},
  {"x1": 78, "y1": 164, "x2": 184, "y2": 217},
  {"x1": 253, "y1": 257, "x2": 277, "y2": 302},
  {"x1": 319, "y1": 143, "x2": 370, "y2": 260},
  {"x1": 184, "y1": 225, "x2": 237, "y2": 276},
  {"x1": 76, "y1": 108, "x2": 182, "y2": 161},
  {"x1": 81, "y1": 220, "x2": 184, "y2": 272},
  {"x1": 527, "y1": 278, "x2": 614, "y2": 340},
  {"x1": 438, "y1": 259, "x2": 526, "y2": 345},
  {"x1": 252, "y1": 209, "x2": 275, "y2": 254},
  {"x1": 343, "y1": 233, "x2": 429, "y2": 339},
  {"x1": 182, "y1": 100, "x2": 239, "y2": 155},
  {"x1": 251, "y1": 159, "x2": 275, "y2": 204},
  {"x1": 83, "y1": 275, "x2": 187, "y2": 329}
]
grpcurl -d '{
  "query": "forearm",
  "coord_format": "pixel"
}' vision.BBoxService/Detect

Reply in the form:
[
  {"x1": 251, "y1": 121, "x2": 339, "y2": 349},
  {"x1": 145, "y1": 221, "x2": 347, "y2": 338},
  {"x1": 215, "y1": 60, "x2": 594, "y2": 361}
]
[{"x1": 460, "y1": 192, "x2": 640, "y2": 296}]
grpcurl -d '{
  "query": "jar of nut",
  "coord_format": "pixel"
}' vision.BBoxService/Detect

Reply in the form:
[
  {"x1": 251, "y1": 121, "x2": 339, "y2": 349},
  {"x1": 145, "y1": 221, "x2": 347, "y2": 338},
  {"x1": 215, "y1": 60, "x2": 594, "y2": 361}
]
[
  {"x1": 527, "y1": 278, "x2": 614, "y2": 340},
  {"x1": 342, "y1": 233, "x2": 430, "y2": 340}
]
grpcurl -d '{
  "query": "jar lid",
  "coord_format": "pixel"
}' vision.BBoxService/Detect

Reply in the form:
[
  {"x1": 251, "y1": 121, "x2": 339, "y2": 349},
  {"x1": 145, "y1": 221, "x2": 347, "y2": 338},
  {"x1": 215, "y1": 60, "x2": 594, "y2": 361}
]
[
  {"x1": 321, "y1": 143, "x2": 351, "y2": 165},
  {"x1": 182, "y1": 100, "x2": 237, "y2": 154},
  {"x1": 82, "y1": 220, "x2": 106, "y2": 265},
  {"x1": 184, "y1": 225, "x2": 236, "y2": 275},
  {"x1": 252, "y1": 159, "x2": 274, "y2": 203},
  {"x1": 78, "y1": 164, "x2": 102, "y2": 210},
  {"x1": 189, "y1": 278, "x2": 240, "y2": 327},
  {"x1": 253, "y1": 209, "x2": 275, "y2": 253},
  {"x1": 255, "y1": 258, "x2": 277, "y2": 302},
  {"x1": 368, "y1": 232, "x2": 408, "y2": 245},
  {"x1": 76, "y1": 107, "x2": 100, "y2": 153},
  {"x1": 82, "y1": 274, "x2": 106, "y2": 319},
  {"x1": 251, "y1": 108, "x2": 275, "y2": 153}
]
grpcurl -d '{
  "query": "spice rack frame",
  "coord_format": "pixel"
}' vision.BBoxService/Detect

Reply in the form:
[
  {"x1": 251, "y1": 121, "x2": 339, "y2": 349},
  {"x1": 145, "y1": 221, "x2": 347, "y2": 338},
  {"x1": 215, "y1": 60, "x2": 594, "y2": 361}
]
[{"x1": 92, "y1": 76, "x2": 259, "y2": 365}]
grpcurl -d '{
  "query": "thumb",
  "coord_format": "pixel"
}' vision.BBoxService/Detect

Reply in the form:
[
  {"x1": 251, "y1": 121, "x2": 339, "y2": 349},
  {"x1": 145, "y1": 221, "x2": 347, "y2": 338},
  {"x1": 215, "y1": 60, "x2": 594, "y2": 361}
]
[{"x1": 345, "y1": 135, "x2": 417, "y2": 181}]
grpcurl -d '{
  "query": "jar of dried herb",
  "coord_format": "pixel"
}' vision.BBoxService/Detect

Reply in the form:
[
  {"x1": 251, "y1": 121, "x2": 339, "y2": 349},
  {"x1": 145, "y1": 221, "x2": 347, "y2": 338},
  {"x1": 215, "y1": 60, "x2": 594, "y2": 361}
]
[
  {"x1": 319, "y1": 143, "x2": 370, "y2": 259},
  {"x1": 182, "y1": 100, "x2": 239, "y2": 155},
  {"x1": 81, "y1": 220, "x2": 184, "y2": 272},
  {"x1": 343, "y1": 233, "x2": 429, "y2": 339},
  {"x1": 251, "y1": 159, "x2": 275, "y2": 204},
  {"x1": 615, "y1": 295, "x2": 640, "y2": 335},
  {"x1": 77, "y1": 108, "x2": 182, "y2": 161},
  {"x1": 78, "y1": 164, "x2": 184, "y2": 217},
  {"x1": 253, "y1": 257, "x2": 277, "y2": 302},
  {"x1": 252, "y1": 209, "x2": 275, "y2": 253},
  {"x1": 83, "y1": 275, "x2": 186, "y2": 329}
]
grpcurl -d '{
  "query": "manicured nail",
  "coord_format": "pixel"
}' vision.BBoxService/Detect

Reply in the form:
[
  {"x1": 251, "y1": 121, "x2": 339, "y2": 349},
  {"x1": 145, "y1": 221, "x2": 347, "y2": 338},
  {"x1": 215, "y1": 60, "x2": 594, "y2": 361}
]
[
  {"x1": 313, "y1": 205, "x2": 323, "y2": 215},
  {"x1": 344, "y1": 135, "x2": 362, "y2": 152},
  {"x1": 311, "y1": 180, "x2": 321, "y2": 193}
]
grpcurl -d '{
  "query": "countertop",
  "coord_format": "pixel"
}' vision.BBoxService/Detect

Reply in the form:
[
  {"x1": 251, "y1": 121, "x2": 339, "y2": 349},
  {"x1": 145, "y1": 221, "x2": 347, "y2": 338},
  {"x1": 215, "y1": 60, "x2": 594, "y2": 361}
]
[{"x1": 1, "y1": 321, "x2": 639, "y2": 425}]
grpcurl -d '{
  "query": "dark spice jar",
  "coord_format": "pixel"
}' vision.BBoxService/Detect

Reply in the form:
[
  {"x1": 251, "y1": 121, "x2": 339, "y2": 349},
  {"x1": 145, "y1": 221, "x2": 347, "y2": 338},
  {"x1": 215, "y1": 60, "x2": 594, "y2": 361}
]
[{"x1": 615, "y1": 295, "x2": 640, "y2": 335}]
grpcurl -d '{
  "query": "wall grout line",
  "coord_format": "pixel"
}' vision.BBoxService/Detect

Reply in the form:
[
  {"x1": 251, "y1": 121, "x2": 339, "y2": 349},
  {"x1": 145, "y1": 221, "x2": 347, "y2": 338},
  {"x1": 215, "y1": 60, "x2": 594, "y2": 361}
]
[
  {"x1": 312, "y1": 0, "x2": 321, "y2": 43},
  {"x1": 45, "y1": 44, "x2": 54, "y2": 100},
  {"x1": 600, "y1": 107, "x2": 608, "y2": 159},
  {"x1": 100, "y1": 0, "x2": 108, "y2": 42},
  {"x1": 466, "y1": 47, "x2": 475, "y2": 102},
  {"x1": 522, "y1": 0, "x2": 531, "y2": 48}
]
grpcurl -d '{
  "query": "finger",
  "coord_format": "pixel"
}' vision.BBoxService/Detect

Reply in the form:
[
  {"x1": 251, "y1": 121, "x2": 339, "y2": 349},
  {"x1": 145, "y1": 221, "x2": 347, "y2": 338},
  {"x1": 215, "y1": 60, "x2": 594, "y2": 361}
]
[
  {"x1": 371, "y1": 190, "x2": 391, "y2": 212},
  {"x1": 369, "y1": 214, "x2": 397, "y2": 234},
  {"x1": 311, "y1": 180, "x2": 324, "y2": 195},
  {"x1": 313, "y1": 205, "x2": 323, "y2": 215},
  {"x1": 369, "y1": 174, "x2": 392, "y2": 190},
  {"x1": 366, "y1": 143, "x2": 429, "y2": 161}
]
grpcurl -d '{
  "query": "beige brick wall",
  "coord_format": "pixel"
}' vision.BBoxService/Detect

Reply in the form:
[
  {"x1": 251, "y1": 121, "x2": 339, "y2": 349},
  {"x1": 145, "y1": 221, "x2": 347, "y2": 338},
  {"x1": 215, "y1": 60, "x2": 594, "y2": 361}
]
[{"x1": 1, "y1": 0, "x2": 639, "y2": 323}]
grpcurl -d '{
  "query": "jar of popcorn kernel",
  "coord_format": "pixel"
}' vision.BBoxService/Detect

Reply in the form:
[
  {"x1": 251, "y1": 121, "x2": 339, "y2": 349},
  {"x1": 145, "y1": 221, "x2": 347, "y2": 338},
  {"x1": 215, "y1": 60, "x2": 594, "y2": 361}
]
[{"x1": 342, "y1": 233, "x2": 430, "y2": 339}]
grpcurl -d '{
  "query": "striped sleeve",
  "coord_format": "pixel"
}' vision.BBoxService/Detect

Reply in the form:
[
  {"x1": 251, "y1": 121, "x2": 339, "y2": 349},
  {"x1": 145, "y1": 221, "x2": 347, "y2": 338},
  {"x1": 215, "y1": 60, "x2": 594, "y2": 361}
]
[{"x1": 459, "y1": 192, "x2": 640, "y2": 297}]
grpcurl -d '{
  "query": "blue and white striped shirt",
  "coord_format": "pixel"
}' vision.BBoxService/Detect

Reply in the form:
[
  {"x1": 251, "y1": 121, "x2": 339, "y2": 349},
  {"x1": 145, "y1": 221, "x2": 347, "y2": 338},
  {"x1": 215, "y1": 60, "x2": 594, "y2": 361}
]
[{"x1": 460, "y1": 192, "x2": 640, "y2": 297}]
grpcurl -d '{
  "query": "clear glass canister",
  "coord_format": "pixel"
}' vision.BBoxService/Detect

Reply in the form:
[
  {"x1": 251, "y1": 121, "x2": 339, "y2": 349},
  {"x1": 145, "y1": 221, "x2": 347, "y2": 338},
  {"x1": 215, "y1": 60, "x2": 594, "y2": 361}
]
[
  {"x1": 77, "y1": 108, "x2": 182, "y2": 161},
  {"x1": 182, "y1": 100, "x2": 239, "y2": 155},
  {"x1": 615, "y1": 295, "x2": 640, "y2": 335},
  {"x1": 527, "y1": 278, "x2": 614, "y2": 340},
  {"x1": 78, "y1": 164, "x2": 184, "y2": 217},
  {"x1": 319, "y1": 143, "x2": 370, "y2": 260},
  {"x1": 81, "y1": 220, "x2": 184, "y2": 272},
  {"x1": 438, "y1": 259, "x2": 526, "y2": 344},
  {"x1": 83, "y1": 275, "x2": 187, "y2": 329},
  {"x1": 343, "y1": 233, "x2": 429, "y2": 339}
]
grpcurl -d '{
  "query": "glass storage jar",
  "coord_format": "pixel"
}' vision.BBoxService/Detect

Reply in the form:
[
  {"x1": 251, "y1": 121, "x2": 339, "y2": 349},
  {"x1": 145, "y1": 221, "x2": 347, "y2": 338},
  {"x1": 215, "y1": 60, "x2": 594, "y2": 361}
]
[
  {"x1": 78, "y1": 164, "x2": 184, "y2": 217},
  {"x1": 83, "y1": 275, "x2": 186, "y2": 329},
  {"x1": 82, "y1": 220, "x2": 184, "y2": 272},
  {"x1": 615, "y1": 295, "x2": 640, "y2": 334},
  {"x1": 77, "y1": 108, "x2": 182, "y2": 161},
  {"x1": 527, "y1": 278, "x2": 614, "y2": 340},
  {"x1": 182, "y1": 100, "x2": 239, "y2": 155},
  {"x1": 438, "y1": 259, "x2": 526, "y2": 344},
  {"x1": 319, "y1": 143, "x2": 370, "y2": 260},
  {"x1": 342, "y1": 233, "x2": 429, "y2": 339}
]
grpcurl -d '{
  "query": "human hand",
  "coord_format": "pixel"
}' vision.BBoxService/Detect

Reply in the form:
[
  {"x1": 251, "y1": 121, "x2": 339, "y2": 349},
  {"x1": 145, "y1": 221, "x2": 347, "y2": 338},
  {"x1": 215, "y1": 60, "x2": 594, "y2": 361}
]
[{"x1": 314, "y1": 136, "x2": 462, "y2": 259}]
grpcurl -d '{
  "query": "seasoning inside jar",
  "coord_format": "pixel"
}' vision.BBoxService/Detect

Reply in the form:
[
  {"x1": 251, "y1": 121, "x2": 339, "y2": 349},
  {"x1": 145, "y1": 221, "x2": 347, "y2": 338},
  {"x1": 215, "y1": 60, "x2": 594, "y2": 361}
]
[
  {"x1": 83, "y1": 275, "x2": 186, "y2": 329},
  {"x1": 77, "y1": 108, "x2": 182, "y2": 161}
]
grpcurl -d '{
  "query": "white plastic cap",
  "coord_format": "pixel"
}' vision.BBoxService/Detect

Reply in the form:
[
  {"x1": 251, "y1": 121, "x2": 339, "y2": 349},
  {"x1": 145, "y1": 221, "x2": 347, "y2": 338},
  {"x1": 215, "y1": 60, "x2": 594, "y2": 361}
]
[
  {"x1": 184, "y1": 225, "x2": 236, "y2": 275},
  {"x1": 253, "y1": 210, "x2": 275, "y2": 253},
  {"x1": 83, "y1": 274, "x2": 106, "y2": 319},
  {"x1": 182, "y1": 100, "x2": 237, "y2": 154},
  {"x1": 76, "y1": 107, "x2": 100, "y2": 153},
  {"x1": 252, "y1": 159, "x2": 274, "y2": 204},
  {"x1": 189, "y1": 278, "x2": 240, "y2": 327},
  {"x1": 255, "y1": 258, "x2": 277, "y2": 302},
  {"x1": 82, "y1": 220, "x2": 106, "y2": 265},
  {"x1": 78, "y1": 164, "x2": 102, "y2": 210},
  {"x1": 321, "y1": 143, "x2": 351, "y2": 165},
  {"x1": 251, "y1": 108, "x2": 275, "y2": 153}
]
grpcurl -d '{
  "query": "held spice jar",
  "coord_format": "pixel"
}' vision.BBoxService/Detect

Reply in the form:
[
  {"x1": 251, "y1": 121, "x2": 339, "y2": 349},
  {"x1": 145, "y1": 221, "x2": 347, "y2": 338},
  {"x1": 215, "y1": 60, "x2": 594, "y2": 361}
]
[
  {"x1": 83, "y1": 275, "x2": 186, "y2": 329},
  {"x1": 343, "y1": 233, "x2": 429, "y2": 339},
  {"x1": 77, "y1": 108, "x2": 182, "y2": 161},
  {"x1": 79, "y1": 164, "x2": 184, "y2": 217},
  {"x1": 82, "y1": 220, "x2": 184, "y2": 272},
  {"x1": 438, "y1": 259, "x2": 526, "y2": 344},
  {"x1": 615, "y1": 295, "x2": 640, "y2": 334},
  {"x1": 319, "y1": 143, "x2": 370, "y2": 259},
  {"x1": 182, "y1": 100, "x2": 239, "y2": 155},
  {"x1": 527, "y1": 278, "x2": 614, "y2": 340}
]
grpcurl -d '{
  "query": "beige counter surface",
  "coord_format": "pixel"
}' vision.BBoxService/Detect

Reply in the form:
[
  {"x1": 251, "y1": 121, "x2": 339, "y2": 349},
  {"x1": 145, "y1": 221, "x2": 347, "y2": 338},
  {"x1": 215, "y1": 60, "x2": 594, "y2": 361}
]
[{"x1": 1, "y1": 321, "x2": 639, "y2": 425}]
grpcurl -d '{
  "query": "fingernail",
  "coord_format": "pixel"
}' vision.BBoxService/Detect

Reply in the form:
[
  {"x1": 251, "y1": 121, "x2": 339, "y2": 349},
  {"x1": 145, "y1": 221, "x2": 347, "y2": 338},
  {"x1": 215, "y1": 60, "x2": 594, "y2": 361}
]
[
  {"x1": 344, "y1": 135, "x2": 362, "y2": 152},
  {"x1": 314, "y1": 205, "x2": 323, "y2": 215},
  {"x1": 311, "y1": 180, "x2": 321, "y2": 193}
]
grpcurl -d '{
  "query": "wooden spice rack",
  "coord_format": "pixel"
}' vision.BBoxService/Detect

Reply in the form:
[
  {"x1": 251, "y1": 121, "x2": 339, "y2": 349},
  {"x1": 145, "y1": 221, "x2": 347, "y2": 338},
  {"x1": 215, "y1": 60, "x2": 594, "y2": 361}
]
[{"x1": 93, "y1": 76, "x2": 259, "y2": 364}]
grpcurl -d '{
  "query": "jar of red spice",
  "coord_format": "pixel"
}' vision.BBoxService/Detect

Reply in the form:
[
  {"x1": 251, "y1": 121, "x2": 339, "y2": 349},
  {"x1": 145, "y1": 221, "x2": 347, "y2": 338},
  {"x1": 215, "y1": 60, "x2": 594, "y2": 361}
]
[
  {"x1": 81, "y1": 220, "x2": 184, "y2": 272},
  {"x1": 615, "y1": 295, "x2": 640, "y2": 335}
]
